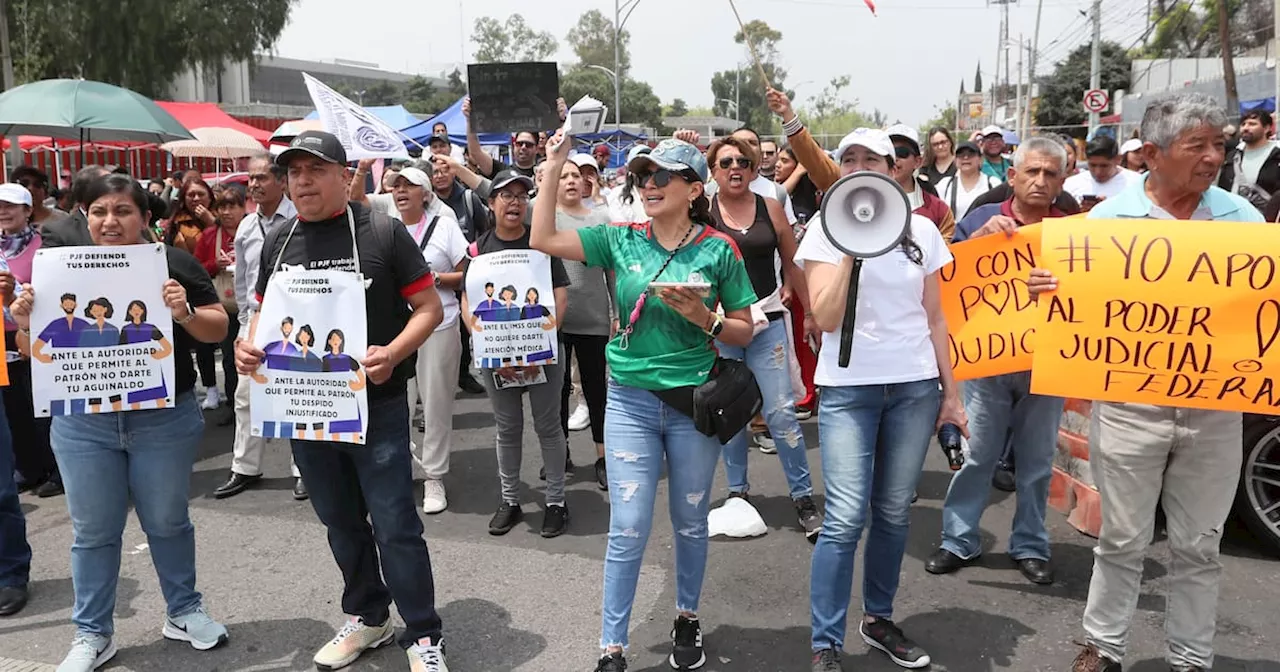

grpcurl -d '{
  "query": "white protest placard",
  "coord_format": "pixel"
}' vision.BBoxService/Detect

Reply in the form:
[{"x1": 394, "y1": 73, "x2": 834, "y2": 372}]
[
  {"x1": 465, "y1": 249, "x2": 558, "y2": 368},
  {"x1": 29, "y1": 244, "x2": 174, "y2": 416},
  {"x1": 250, "y1": 270, "x2": 370, "y2": 445},
  {"x1": 302, "y1": 72, "x2": 410, "y2": 161}
]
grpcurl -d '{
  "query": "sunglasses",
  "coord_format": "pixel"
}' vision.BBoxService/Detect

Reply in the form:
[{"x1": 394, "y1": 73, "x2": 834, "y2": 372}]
[
  {"x1": 893, "y1": 145, "x2": 916, "y2": 159},
  {"x1": 514, "y1": 140, "x2": 537, "y2": 148},
  {"x1": 635, "y1": 168, "x2": 696, "y2": 188},
  {"x1": 717, "y1": 156, "x2": 752, "y2": 170}
]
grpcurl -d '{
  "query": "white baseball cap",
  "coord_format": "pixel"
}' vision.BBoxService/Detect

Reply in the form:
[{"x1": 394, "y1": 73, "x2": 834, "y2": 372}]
[
  {"x1": 569, "y1": 153, "x2": 599, "y2": 170},
  {"x1": 884, "y1": 123, "x2": 920, "y2": 151},
  {"x1": 834, "y1": 128, "x2": 894, "y2": 162},
  {"x1": 395, "y1": 167, "x2": 431, "y2": 187},
  {"x1": 0, "y1": 183, "x2": 32, "y2": 207},
  {"x1": 1119, "y1": 138, "x2": 1143, "y2": 155},
  {"x1": 981, "y1": 125, "x2": 1005, "y2": 138}
]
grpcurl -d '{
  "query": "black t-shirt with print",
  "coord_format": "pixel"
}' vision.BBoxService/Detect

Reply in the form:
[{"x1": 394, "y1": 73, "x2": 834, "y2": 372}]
[
  {"x1": 166, "y1": 245, "x2": 221, "y2": 396},
  {"x1": 463, "y1": 227, "x2": 571, "y2": 289},
  {"x1": 256, "y1": 201, "x2": 433, "y2": 399},
  {"x1": 485, "y1": 159, "x2": 538, "y2": 180}
]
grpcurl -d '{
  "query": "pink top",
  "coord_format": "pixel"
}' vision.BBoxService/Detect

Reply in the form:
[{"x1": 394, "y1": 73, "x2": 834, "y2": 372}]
[{"x1": 4, "y1": 233, "x2": 42, "y2": 332}]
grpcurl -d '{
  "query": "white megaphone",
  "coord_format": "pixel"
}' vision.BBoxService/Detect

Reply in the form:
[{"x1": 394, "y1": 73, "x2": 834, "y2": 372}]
[{"x1": 818, "y1": 171, "x2": 912, "y2": 368}]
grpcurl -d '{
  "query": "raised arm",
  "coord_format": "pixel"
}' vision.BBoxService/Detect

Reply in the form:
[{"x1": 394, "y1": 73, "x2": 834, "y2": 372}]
[
  {"x1": 528, "y1": 129, "x2": 587, "y2": 263},
  {"x1": 462, "y1": 97, "x2": 496, "y2": 177},
  {"x1": 766, "y1": 88, "x2": 840, "y2": 192}
]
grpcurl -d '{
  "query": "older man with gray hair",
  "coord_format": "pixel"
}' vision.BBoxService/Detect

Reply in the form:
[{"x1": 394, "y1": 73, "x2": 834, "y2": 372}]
[
  {"x1": 1029, "y1": 92, "x2": 1262, "y2": 672},
  {"x1": 925, "y1": 136, "x2": 1069, "y2": 587}
]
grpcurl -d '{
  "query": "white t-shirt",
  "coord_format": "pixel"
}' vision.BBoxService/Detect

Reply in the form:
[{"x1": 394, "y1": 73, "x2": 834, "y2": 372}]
[
  {"x1": 794, "y1": 214, "x2": 952, "y2": 387},
  {"x1": 1241, "y1": 142, "x2": 1276, "y2": 185},
  {"x1": 406, "y1": 208, "x2": 466, "y2": 329},
  {"x1": 1063, "y1": 167, "x2": 1138, "y2": 202},
  {"x1": 936, "y1": 173, "x2": 1000, "y2": 219}
]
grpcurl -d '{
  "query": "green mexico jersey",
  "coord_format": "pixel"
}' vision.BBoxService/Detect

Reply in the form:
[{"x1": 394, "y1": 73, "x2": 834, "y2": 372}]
[{"x1": 579, "y1": 221, "x2": 757, "y2": 391}]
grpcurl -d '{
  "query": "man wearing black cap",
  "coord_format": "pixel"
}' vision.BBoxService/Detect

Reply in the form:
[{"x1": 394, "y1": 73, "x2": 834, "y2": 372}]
[{"x1": 234, "y1": 130, "x2": 450, "y2": 672}]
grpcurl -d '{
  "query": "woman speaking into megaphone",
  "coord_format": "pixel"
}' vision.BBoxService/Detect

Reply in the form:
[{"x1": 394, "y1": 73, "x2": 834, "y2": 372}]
[{"x1": 774, "y1": 86, "x2": 968, "y2": 671}]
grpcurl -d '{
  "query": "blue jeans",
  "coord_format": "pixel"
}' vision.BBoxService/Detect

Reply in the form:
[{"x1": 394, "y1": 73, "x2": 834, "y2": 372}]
[
  {"x1": 717, "y1": 318, "x2": 814, "y2": 499},
  {"x1": 291, "y1": 392, "x2": 443, "y2": 648},
  {"x1": 50, "y1": 392, "x2": 205, "y2": 636},
  {"x1": 941, "y1": 372, "x2": 1064, "y2": 561},
  {"x1": 600, "y1": 380, "x2": 721, "y2": 649},
  {"x1": 810, "y1": 379, "x2": 940, "y2": 651},
  {"x1": 0, "y1": 399, "x2": 30, "y2": 590}
]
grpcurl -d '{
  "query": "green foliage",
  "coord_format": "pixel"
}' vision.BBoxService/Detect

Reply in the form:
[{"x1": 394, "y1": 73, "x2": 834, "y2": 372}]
[
  {"x1": 709, "y1": 20, "x2": 787, "y2": 133},
  {"x1": 1140, "y1": 0, "x2": 1274, "y2": 57},
  {"x1": 666, "y1": 99, "x2": 689, "y2": 117},
  {"x1": 566, "y1": 9, "x2": 630, "y2": 73},
  {"x1": 921, "y1": 106, "x2": 958, "y2": 134},
  {"x1": 560, "y1": 65, "x2": 661, "y2": 129},
  {"x1": 471, "y1": 14, "x2": 558, "y2": 63},
  {"x1": 4, "y1": 0, "x2": 295, "y2": 98},
  {"x1": 1035, "y1": 42, "x2": 1131, "y2": 135}
]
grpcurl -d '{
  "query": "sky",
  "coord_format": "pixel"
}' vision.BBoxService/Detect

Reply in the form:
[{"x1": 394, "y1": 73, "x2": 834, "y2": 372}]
[{"x1": 273, "y1": 0, "x2": 1156, "y2": 126}]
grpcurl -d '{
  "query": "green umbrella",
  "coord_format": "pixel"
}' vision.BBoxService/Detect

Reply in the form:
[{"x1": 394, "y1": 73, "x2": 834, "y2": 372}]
[{"x1": 0, "y1": 78, "x2": 193, "y2": 143}]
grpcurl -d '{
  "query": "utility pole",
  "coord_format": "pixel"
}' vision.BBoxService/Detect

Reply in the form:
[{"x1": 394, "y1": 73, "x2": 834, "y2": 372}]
[
  {"x1": 1088, "y1": 0, "x2": 1102, "y2": 136},
  {"x1": 1015, "y1": 35, "x2": 1023, "y2": 142},
  {"x1": 1218, "y1": 0, "x2": 1239, "y2": 119},
  {"x1": 1274, "y1": 0, "x2": 1279, "y2": 113},
  {"x1": 1024, "y1": 0, "x2": 1044, "y2": 139},
  {"x1": 613, "y1": 0, "x2": 642, "y2": 129},
  {"x1": 989, "y1": 0, "x2": 1016, "y2": 127}
]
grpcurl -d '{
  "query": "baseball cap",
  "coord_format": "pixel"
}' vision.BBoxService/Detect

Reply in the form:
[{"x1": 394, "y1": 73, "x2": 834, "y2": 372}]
[
  {"x1": 955, "y1": 141, "x2": 980, "y2": 155},
  {"x1": 428, "y1": 133, "x2": 450, "y2": 147},
  {"x1": 490, "y1": 169, "x2": 536, "y2": 194},
  {"x1": 396, "y1": 167, "x2": 431, "y2": 187},
  {"x1": 592, "y1": 144, "x2": 611, "y2": 156},
  {"x1": 626, "y1": 144, "x2": 652, "y2": 163},
  {"x1": 834, "y1": 128, "x2": 894, "y2": 161},
  {"x1": 885, "y1": 124, "x2": 920, "y2": 153},
  {"x1": 981, "y1": 125, "x2": 1005, "y2": 138},
  {"x1": 276, "y1": 130, "x2": 348, "y2": 167},
  {"x1": 0, "y1": 184, "x2": 32, "y2": 207},
  {"x1": 569, "y1": 154, "x2": 598, "y2": 171},
  {"x1": 627, "y1": 139, "x2": 708, "y2": 182},
  {"x1": 1119, "y1": 138, "x2": 1143, "y2": 155}
]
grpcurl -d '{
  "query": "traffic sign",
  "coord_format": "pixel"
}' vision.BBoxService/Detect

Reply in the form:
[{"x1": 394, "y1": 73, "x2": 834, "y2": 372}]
[{"x1": 1083, "y1": 89, "x2": 1110, "y2": 114}]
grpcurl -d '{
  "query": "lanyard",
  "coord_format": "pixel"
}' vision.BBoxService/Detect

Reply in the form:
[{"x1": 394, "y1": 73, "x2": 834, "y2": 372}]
[{"x1": 272, "y1": 205, "x2": 361, "y2": 276}]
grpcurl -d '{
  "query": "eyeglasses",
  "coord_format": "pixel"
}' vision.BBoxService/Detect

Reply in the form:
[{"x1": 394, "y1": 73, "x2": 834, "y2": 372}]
[
  {"x1": 514, "y1": 140, "x2": 537, "y2": 149},
  {"x1": 496, "y1": 191, "x2": 530, "y2": 203},
  {"x1": 717, "y1": 156, "x2": 752, "y2": 170},
  {"x1": 635, "y1": 168, "x2": 695, "y2": 188}
]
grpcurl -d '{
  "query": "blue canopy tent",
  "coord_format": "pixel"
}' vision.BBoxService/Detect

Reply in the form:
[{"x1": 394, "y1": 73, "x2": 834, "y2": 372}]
[
  {"x1": 304, "y1": 104, "x2": 423, "y2": 132},
  {"x1": 401, "y1": 96, "x2": 509, "y2": 147},
  {"x1": 572, "y1": 129, "x2": 648, "y2": 170},
  {"x1": 1241, "y1": 97, "x2": 1277, "y2": 115}
]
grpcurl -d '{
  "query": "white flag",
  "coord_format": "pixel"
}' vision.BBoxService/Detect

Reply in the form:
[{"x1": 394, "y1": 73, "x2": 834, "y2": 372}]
[{"x1": 302, "y1": 72, "x2": 409, "y2": 161}]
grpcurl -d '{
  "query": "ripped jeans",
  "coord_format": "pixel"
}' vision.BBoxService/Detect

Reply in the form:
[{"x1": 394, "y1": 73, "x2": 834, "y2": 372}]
[
  {"x1": 716, "y1": 318, "x2": 813, "y2": 499},
  {"x1": 600, "y1": 379, "x2": 721, "y2": 650}
]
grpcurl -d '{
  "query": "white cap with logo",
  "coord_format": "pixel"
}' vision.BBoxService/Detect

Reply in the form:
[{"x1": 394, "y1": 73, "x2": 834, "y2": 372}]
[{"x1": 0, "y1": 184, "x2": 33, "y2": 207}]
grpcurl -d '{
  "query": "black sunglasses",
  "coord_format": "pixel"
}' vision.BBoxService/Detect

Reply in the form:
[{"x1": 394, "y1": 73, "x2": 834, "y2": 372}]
[
  {"x1": 514, "y1": 140, "x2": 537, "y2": 148},
  {"x1": 717, "y1": 156, "x2": 752, "y2": 170},
  {"x1": 893, "y1": 145, "x2": 915, "y2": 159},
  {"x1": 635, "y1": 168, "x2": 696, "y2": 188}
]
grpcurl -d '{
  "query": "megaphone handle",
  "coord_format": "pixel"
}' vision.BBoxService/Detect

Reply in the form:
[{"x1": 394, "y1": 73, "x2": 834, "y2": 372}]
[{"x1": 837, "y1": 259, "x2": 864, "y2": 368}]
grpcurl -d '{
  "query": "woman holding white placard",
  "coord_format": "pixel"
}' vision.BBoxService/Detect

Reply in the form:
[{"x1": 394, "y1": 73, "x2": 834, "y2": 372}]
[{"x1": 9, "y1": 174, "x2": 230, "y2": 672}]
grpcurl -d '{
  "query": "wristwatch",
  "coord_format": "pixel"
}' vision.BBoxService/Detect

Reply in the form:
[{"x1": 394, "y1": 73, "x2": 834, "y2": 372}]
[
  {"x1": 176, "y1": 302, "x2": 196, "y2": 325},
  {"x1": 706, "y1": 314, "x2": 725, "y2": 338}
]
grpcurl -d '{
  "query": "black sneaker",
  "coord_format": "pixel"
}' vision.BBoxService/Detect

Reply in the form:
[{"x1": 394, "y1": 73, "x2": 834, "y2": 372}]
[
  {"x1": 795, "y1": 496, "x2": 822, "y2": 543},
  {"x1": 594, "y1": 457, "x2": 608, "y2": 491},
  {"x1": 668, "y1": 615, "x2": 706, "y2": 670},
  {"x1": 34, "y1": 479, "x2": 64, "y2": 498},
  {"x1": 860, "y1": 619, "x2": 930, "y2": 669},
  {"x1": 992, "y1": 464, "x2": 1016, "y2": 492},
  {"x1": 488, "y1": 502, "x2": 523, "y2": 535},
  {"x1": 541, "y1": 504, "x2": 569, "y2": 538},
  {"x1": 459, "y1": 373, "x2": 486, "y2": 395},
  {"x1": 811, "y1": 648, "x2": 842, "y2": 672},
  {"x1": 594, "y1": 651, "x2": 627, "y2": 672},
  {"x1": 727, "y1": 491, "x2": 750, "y2": 503}
]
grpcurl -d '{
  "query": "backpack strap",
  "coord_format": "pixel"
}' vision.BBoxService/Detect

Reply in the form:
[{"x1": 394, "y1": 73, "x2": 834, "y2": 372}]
[{"x1": 418, "y1": 216, "x2": 440, "y2": 252}]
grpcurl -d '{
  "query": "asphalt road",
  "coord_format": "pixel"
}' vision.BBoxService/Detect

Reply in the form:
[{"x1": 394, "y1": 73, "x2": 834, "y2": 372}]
[{"x1": 2, "y1": 388, "x2": 1278, "y2": 672}]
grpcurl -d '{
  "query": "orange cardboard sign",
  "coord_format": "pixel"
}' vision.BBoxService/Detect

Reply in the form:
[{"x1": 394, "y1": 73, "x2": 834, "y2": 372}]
[
  {"x1": 940, "y1": 224, "x2": 1041, "y2": 381},
  {"x1": 1032, "y1": 218, "x2": 1280, "y2": 413}
]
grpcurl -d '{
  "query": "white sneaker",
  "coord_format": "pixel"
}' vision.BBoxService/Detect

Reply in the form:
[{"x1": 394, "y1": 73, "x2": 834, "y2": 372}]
[
  {"x1": 407, "y1": 637, "x2": 449, "y2": 672},
  {"x1": 422, "y1": 479, "x2": 448, "y2": 514},
  {"x1": 201, "y1": 388, "x2": 222, "y2": 410},
  {"x1": 314, "y1": 615, "x2": 395, "y2": 670},
  {"x1": 567, "y1": 404, "x2": 591, "y2": 431},
  {"x1": 56, "y1": 633, "x2": 116, "y2": 672}
]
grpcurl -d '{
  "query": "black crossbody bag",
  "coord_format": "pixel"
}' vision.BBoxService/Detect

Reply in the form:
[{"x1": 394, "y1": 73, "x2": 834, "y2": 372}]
[{"x1": 628, "y1": 224, "x2": 762, "y2": 445}]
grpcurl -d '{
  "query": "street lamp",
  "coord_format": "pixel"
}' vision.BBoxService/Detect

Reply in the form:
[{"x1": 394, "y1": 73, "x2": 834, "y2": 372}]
[
  {"x1": 587, "y1": 64, "x2": 619, "y2": 128},
  {"x1": 718, "y1": 99, "x2": 740, "y2": 121},
  {"x1": 614, "y1": 0, "x2": 642, "y2": 129}
]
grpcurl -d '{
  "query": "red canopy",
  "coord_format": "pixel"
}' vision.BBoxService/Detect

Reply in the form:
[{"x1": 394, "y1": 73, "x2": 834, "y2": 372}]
[{"x1": 3, "y1": 101, "x2": 271, "y2": 150}]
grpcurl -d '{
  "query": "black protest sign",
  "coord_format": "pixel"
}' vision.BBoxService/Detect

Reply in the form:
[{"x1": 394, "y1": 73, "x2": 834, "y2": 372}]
[{"x1": 467, "y1": 63, "x2": 560, "y2": 134}]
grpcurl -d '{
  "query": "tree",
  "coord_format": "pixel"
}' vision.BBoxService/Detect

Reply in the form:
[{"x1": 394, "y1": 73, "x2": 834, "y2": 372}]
[
  {"x1": 1035, "y1": 42, "x2": 1131, "y2": 135},
  {"x1": 471, "y1": 15, "x2": 557, "y2": 63},
  {"x1": 667, "y1": 99, "x2": 689, "y2": 117},
  {"x1": 446, "y1": 68, "x2": 466, "y2": 96},
  {"x1": 921, "y1": 105, "x2": 958, "y2": 134},
  {"x1": 5, "y1": 0, "x2": 295, "y2": 98},
  {"x1": 559, "y1": 65, "x2": 662, "y2": 129},
  {"x1": 709, "y1": 20, "x2": 788, "y2": 132},
  {"x1": 1142, "y1": 0, "x2": 1274, "y2": 57},
  {"x1": 566, "y1": 9, "x2": 630, "y2": 73}
]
